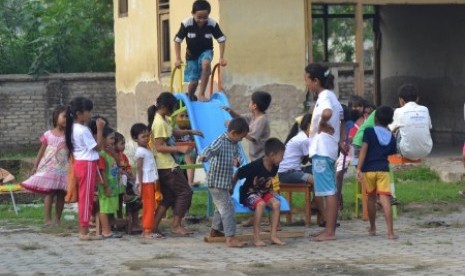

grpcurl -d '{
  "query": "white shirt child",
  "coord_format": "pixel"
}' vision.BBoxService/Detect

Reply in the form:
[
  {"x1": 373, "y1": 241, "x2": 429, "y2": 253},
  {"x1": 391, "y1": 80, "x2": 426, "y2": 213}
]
[
  {"x1": 134, "y1": 146, "x2": 159, "y2": 189},
  {"x1": 72, "y1": 123, "x2": 99, "y2": 161},
  {"x1": 278, "y1": 131, "x2": 311, "y2": 173},
  {"x1": 389, "y1": 101, "x2": 432, "y2": 160}
]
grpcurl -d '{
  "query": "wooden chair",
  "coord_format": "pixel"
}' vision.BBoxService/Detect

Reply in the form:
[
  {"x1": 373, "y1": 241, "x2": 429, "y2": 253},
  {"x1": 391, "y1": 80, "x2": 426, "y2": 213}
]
[{"x1": 279, "y1": 182, "x2": 313, "y2": 227}]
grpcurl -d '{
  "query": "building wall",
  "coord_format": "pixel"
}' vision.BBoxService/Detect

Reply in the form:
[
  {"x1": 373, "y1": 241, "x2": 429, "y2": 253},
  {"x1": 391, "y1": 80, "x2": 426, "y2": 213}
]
[
  {"x1": 113, "y1": 0, "x2": 370, "y2": 151},
  {"x1": 113, "y1": 0, "x2": 163, "y2": 150},
  {"x1": 380, "y1": 5, "x2": 465, "y2": 145},
  {"x1": 0, "y1": 73, "x2": 116, "y2": 154}
]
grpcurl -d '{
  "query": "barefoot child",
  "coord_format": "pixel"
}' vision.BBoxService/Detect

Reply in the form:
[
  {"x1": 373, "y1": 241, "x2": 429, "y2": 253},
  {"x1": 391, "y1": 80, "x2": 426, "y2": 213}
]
[
  {"x1": 174, "y1": 0, "x2": 227, "y2": 101},
  {"x1": 356, "y1": 106, "x2": 398, "y2": 240},
  {"x1": 149, "y1": 92, "x2": 193, "y2": 237},
  {"x1": 199, "y1": 117, "x2": 249, "y2": 248},
  {"x1": 131, "y1": 123, "x2": 159, "y2": 239},
  {"x1": 21, "y1": 105, "x2": 69, "y2": 226},
  {"x1": 224, "y1": 91, "x2": 272, "y2": 227},
  {"x1": 235, "y1": 138, "x2": 286, "y2": 247},
  {"x1": 306, "y1": 63, "x2": 345, "y2": 242},
  {"x1": 64, "y1": 97, "x2": 105, "y2": 240}
]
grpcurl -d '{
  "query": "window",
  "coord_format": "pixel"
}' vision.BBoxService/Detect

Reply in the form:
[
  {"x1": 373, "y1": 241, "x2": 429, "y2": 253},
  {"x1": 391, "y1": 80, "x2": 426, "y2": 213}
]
[
  {"x1": 311, "y1": 4, "x2": 375, "y2": 67},
  {"x1": 119, "y1": 0, "x2": 128, "y2": 17},
  {"x1": 158, "y1": 0, "x2": 170, "y2": 72}
]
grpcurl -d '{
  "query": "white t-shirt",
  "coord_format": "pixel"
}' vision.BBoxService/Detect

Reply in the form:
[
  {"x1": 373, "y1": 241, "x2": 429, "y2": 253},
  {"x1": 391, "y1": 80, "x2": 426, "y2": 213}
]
[
  {"x1": 72, "y1": 123, "x2": 99, "y2": 161},
  {"x1": 309, "y1": 90, "x2": 343, "y2": 160},
  {"x1": 278, "y1": 131, "x2": 311, "y2": 173},
  {"x1": 134, "y1": 146, "x2": 159, "y2": 184},
  {"x1": 389, "y1": 102, "x2": 433, "y2": 160}
]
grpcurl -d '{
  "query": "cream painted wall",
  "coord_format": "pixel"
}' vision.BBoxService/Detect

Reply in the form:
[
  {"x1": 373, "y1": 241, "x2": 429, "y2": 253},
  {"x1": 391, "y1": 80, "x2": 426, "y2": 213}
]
[
  {"x1": 113, "y1": 0, "x2": 159, "y2": 94},
  {"x1": 114, "y1": 0, "x2": 307, "y2": 93},
  {"x1": 219, "y1": 0, "x2": 307, "y2": 90}
]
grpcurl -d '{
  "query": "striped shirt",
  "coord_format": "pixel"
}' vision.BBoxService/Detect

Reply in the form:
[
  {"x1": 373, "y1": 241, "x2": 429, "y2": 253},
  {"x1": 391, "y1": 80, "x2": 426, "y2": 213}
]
[{"x1": 200, "y1": 133, "x2": 242, "y2": 190}]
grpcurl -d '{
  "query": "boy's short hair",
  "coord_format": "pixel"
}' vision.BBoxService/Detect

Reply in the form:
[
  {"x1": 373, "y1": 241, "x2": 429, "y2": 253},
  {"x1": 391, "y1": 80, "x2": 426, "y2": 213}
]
[
  {"x1": 264, "y1": 138, "x2": 285, "y2": 156},
  {"x1": 398, "y1": 84, "x2": 418, "y2": 103},
  {"x1": 251, "y1": 91, "x2": 272, "y2": 113},
  {"x1": 228, "y1": 117, "x2": 249, "y2": 134},
  {"x1": 192, "y1": 0, "x2": 211, "y2": 13},
  {"x1": 375, "y1": 106, "x2": 394, "y2": 126},
  {"x1": 130, "y1": 123, "x2": 149, "y2": 140}
]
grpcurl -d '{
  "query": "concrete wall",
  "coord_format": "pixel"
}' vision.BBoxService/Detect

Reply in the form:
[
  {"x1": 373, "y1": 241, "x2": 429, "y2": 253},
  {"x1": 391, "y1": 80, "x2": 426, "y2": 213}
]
[
  {"x1": 0, "y1": 73, "x2": 116, "y2": 154},
  {"x1": 113, "y1": 0, "x2": 374, "y2": 150},
  {"x1": 379, "y1": 5, "x2": 465, "y2": 145}
]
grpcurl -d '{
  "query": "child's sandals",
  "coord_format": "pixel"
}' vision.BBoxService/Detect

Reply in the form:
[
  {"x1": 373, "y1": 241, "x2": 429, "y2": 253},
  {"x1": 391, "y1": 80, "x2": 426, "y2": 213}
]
[
  {"x1": 102, "y1": 232, "x2": 123, "y2": 239},
  {"x1": 148, "y1": 232, "x2": 166, "y2": 239}
]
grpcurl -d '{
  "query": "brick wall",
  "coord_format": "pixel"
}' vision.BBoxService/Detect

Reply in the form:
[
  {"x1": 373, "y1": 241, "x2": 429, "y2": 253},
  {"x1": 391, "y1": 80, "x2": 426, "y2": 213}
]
[{"x1": 0, "y1": 73, "x2": 116, "y2": 154}]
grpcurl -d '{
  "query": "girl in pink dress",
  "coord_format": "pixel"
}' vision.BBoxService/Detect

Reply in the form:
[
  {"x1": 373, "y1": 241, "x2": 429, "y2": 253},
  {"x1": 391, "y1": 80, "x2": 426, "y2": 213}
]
[{"x1": 21, "y1": 106, "x2": 69, "y2": 226}]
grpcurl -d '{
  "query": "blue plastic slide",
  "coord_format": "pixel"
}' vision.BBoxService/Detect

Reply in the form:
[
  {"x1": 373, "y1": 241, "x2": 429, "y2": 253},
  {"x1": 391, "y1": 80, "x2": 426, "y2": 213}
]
[{"x1": 174, "y1": 92, "x2": 290, "y2": 213}]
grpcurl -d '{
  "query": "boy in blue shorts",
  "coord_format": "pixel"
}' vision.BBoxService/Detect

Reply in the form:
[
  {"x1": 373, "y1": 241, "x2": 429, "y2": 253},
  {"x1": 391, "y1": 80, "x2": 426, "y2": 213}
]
[
  {"x1": 356, "y1": 106, "x2": 398, "y2": 240},
  {"x1": 174, "y1": 0, "x2": 227, "y2": 101}
]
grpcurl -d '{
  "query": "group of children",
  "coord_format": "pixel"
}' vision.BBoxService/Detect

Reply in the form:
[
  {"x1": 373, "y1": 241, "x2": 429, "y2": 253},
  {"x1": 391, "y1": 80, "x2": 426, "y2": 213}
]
[{"x1": 18, "y1": 0, "x2": 438, "y2": 246}]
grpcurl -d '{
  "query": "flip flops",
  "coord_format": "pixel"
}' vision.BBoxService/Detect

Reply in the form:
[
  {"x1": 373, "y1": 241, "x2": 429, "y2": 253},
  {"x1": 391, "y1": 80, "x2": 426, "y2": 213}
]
[
  {"x1": 79, "y1": 234, "x2": 103, "y2": 241},
  {"x1": 152, "y1": 232, "x2": 166, "y2": 239},
  {"x1": 102, "y1": 232, "x2": 123, "y2": 239}
]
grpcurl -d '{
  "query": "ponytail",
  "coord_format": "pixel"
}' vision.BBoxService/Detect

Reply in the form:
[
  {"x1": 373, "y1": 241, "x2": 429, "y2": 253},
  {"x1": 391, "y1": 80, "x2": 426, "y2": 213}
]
[
  {"x1": 284, "y1": 113, "x2": 312, "y2": 144},
  {"x1": 147, "y1": 105, "x2": 158, "y2": 129},
  {"x1": 305, "y1": 63, "x2": 334, "y2": 90},
  {"x1": 65, "y1": 97, "x2": 94, "y2": 157},
  {"x1": 148, "y1": 92, "x2": 178, "y2": 128},
  {"x1": 65, "y1": 106, "x2": 74, "y2": 157}
]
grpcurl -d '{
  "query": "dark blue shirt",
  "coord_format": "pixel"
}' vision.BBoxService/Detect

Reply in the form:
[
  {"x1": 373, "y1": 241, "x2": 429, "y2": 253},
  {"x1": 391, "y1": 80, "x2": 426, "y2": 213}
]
[
  {"x1": 361, "y1": 127, "x2": 397, "y2": 172},
  {"x1": 237, "y1": 158, "x2": 278, "y2": 204}
]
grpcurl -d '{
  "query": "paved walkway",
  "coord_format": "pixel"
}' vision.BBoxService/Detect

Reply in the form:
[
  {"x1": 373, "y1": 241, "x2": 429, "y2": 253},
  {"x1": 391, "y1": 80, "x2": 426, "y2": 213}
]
[{"x1": 1, "y1": 208, "x2": 465, "y2": 276}]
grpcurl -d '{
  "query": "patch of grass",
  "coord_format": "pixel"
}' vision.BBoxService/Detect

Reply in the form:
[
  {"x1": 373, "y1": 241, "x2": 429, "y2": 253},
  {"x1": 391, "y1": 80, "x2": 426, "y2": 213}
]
[
  {"x1": 435, "y1": 240, "x2": 453, "y2": 245},
  {"x1": 47, "y1": 250, "x2": 60, "y2": 256},
  {"x1": 0, "y1": 204, "x2": 43, "y2": 223},
  {"x1": 3, "y1": 167, "x2": 465, "y2": 227},
  {"x1": 17, "y1": 242, "x2": 45, "y2": 251},
  {"x1": 188, "y1": 190, "x2": 209, "y2": 217},
  {"x1": 395, "y1": 166, "x2": 439, "y2": 182},
  {"x1": 0, "y1": 148, "x2": 38, "y2": 160},
  {"x1": 249, "y1": 262, "x2": 270, "y2": 268},
  {"x1": 153, "y1": 253, "x2": 177, "y2": 259},
  {"x1": 403, "y1": 240, "x2": 413, "y2": 246},
  {"x1": 450, "y1": 220, "x2": 465, "y2": 228}
]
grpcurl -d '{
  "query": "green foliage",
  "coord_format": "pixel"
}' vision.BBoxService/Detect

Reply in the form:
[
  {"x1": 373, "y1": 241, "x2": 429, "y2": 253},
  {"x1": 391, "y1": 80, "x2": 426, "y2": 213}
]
[
  {"x1": 312, "y1": 4, "x2": 374, "y2": 66},
  {"x1": 0, "y1": 0, "x2": 114, "y2": 75},
  {"x1": 394, "y1": 166, "x2": 440, "y2": 182}
]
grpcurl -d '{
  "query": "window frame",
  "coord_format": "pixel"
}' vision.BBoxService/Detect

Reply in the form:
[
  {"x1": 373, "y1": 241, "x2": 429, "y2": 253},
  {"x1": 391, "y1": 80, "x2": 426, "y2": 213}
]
[
  {"x1": 119, "y1": 0, "x2": 128, "y2": 18},
  {"x1": 158, "y1": 0, "x2": 171, "y2": 73}
]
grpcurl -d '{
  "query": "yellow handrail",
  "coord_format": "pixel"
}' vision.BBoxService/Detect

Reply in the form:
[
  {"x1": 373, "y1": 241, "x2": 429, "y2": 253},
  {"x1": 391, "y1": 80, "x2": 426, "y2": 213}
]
[
  {"x1": 208, "y1": 63, "x2": 223, "y2": 98},
  {"x1": 170, "y1": 66, "x2": 183, "y2": 93}
]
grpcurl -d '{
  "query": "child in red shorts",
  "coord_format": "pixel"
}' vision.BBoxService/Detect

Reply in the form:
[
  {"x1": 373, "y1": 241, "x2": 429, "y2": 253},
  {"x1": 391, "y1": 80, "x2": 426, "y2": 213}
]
[{"x1": 234, "y1": 138, "x2": 286, "y2": 247}]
